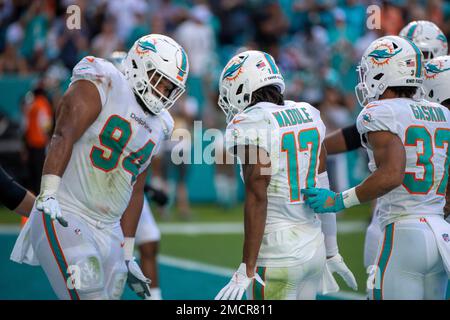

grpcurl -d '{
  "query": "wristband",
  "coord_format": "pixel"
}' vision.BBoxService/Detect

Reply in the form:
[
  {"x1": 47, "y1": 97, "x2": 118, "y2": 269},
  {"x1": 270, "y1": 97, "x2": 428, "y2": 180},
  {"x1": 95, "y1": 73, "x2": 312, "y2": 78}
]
[
  {"x1": 342, "y1": 187, "x2": 360, "y2": 208},
  {"x1": 123, "y1": 237, "x2": 135, "y2": 261},
  {"x1": 40, "y1": 174, "x2": 61, "y2": 197}
]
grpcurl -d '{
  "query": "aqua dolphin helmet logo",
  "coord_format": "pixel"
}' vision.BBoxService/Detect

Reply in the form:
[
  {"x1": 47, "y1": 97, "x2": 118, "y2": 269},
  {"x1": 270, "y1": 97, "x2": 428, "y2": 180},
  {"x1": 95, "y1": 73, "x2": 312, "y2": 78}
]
[
  {"x1": 136, "y1": 39, "x2": 157, "y2": 55},
  {"x1": 368, "y1": 43, "x2": 403, "y2": 66},
  {"x1": 222, "y1": 55, "x2": 248, "y2": 81},
  {"x1": 437, "y1": 34, "x2": 447, "y2": 43},
  {"x1": 425, "y1": 60, "x2": 450, "y2": 79},
  {"x1": 436, "y1": 34, "x2": 448, "y2": 48}
]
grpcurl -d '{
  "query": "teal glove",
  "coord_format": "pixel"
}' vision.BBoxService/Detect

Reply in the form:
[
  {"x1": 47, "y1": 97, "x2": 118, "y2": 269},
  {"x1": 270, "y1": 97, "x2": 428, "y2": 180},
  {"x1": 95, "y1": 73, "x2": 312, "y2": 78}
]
[{"x1": 301, "y1": 188, "x2": 345, "y2": 214}]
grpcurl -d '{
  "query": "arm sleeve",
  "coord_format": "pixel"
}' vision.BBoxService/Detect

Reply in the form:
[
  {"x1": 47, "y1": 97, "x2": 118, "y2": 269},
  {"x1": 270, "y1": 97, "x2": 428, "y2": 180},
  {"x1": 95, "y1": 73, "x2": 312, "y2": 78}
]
[
  {"x1": 316, "y1": 172, "x2": 338, "y2": 257},
  {"x1": 70, "y1": 56, "x2": 111, "y2": 107},
  {"x1": 342, "y1": 124, "x2": 362, "y2": 151},
  {"x1": 0, "y1": 166, "x2": 27, "y2": 211}
]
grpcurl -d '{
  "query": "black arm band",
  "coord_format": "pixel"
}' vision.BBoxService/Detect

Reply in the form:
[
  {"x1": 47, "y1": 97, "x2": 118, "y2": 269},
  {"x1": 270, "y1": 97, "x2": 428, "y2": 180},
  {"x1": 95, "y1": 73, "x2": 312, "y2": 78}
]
[
  {"x1": 342, "y1": 124, "x2": 362, "y2": 151},
  {"x1": 0, "y1": 166, "x2": 27, "y2": 210}
]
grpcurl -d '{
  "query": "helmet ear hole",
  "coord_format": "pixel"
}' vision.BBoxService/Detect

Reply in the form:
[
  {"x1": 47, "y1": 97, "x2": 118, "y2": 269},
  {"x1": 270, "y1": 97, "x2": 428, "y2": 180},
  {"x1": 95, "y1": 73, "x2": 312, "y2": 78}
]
[
  {"x1": 429, "y1": 89, "x2": 434, "y2": 98},
  {"x1": 132, "y1": 60, "x2": 138, "y2": 69}
]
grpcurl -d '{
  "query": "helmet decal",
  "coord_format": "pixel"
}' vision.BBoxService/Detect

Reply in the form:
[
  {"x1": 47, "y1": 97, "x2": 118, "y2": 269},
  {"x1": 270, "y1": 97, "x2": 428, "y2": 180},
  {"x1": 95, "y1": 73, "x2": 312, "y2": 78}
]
[
  {"x1": 406, "y1": 23, "x2": 417, "y2": 40},
  {"x1": 176, "y1": 48, "x2": 188, "y2": 81},
  {"x1": 424, "y1": 60, "x2": 450, "y2": 79},
  {"x1": 404, "y1": 37, "x2": 423, "y2": 77},
  {"x1": 263, "y1": 53, "x2": 279, "y2": 74},
  {"x1": 136, "y1": 39, "x2": 157, "y2": 55},
  {"x1": 368, "y1": 44, "x2": 403, "y2": 66},
  {"x1": 222, "y1": 55, "x2": 248, "y2": 81},
  {"x1": 437, "y1": 34, "x2": 447, "y2": 47}
]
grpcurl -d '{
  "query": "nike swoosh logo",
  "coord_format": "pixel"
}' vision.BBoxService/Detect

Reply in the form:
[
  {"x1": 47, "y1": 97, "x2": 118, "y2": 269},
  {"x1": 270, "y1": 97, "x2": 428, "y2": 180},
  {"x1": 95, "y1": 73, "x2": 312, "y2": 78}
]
[
  {"x1": 232, "y1": 118, "x2": 245, "y2": 124},
  {"x1": 120, "y1": 242, "x2": 125, "y2": 248}
]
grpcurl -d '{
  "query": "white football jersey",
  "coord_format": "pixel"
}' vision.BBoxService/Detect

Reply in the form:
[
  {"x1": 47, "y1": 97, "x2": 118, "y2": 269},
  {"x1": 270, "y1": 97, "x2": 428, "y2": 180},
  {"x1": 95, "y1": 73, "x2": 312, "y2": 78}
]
[
  {"x1": 225, "y1": 100, "x2": 326, "y2": 234},
  {"x1": 357, "y1": 98, "x2": 450, "y2": 228},
  {"x1": 57, "y1": 56, "x2": 174, "y2": 224}
]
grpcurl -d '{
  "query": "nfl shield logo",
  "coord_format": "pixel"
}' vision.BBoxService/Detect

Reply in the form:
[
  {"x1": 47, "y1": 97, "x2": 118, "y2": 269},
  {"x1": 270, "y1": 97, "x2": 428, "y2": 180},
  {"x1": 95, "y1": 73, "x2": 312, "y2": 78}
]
[{"x1": 442, "y1": 233, "x2": 450, "y2": 242}]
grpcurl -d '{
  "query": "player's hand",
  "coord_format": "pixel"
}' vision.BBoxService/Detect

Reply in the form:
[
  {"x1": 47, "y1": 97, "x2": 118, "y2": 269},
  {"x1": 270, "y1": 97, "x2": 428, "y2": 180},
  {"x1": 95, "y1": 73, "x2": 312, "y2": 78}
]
[
  {"x1": 144, "y1": 185, "x2": 169, "y2": 207},
  {"x1": 215, "y1": 263, "x2": 264, "y2": 300},
  {"x1": 35, "y1": 195, "x2": 68, "y2": 227},
  {"x1": 301, "y1": 188, "x2": 345, "y2": 213},
  {"x1": 126, "y1": 257, "x2": 152, "y2": 299},
  {"x1": 327, "y1": 253, "x2": 358, "y2": 291}
]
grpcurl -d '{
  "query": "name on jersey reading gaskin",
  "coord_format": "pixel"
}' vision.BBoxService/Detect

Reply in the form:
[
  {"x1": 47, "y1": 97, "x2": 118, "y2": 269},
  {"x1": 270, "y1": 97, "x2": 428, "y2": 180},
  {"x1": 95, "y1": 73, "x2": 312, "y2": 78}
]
[{"x1": 176, "y1": 304, "x2": 273, "y2": 317}]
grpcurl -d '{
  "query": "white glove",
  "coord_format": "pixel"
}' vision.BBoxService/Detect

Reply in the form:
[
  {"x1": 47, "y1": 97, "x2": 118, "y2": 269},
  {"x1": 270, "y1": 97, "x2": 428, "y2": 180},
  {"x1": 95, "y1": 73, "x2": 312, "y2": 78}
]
[
  {"x1": 36, "y1": 195, "x2": 68, "y2": 227},
  {"x1": 327, "y1": 253, "x2": 358, "y2": 291},
  {"x1": 319, "y1": 262, "x2": 340, "y2": 295},
  {"x1": 126, "y1": 257, "x2": 151, "y2": 300},
  {"x1": 36, "y1": 174, "x2": 68, "y2": 227},
  {"x1": 215, "y1": 263, "x2": 264, "y2": 300}
]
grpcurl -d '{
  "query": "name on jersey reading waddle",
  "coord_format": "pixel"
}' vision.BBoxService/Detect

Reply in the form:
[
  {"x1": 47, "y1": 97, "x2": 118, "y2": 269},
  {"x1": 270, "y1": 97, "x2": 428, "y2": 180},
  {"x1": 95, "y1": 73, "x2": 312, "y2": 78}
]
[
  {"x1": 272, "y1": 107, "x2": 313, "y2": 127},
  {"x1": 410, "y1": 104, "x2": 447, "y2": 122}
]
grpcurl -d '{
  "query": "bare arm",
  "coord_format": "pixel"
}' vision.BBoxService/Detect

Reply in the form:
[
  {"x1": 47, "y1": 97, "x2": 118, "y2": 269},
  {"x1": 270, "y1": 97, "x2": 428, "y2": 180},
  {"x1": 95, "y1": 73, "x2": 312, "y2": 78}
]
[
  {"x1": 121, "y1": 169, "x2": 148, "y2": 238},
  {"x1": 14, "y1": 192, "x2": 35, "y2": 217},
  {"x1": 354, "y1": 131, "x2": 406, "y2": 203},
  {"x1": 318, "y1": 143, "x2": 327, "y2": 174},
  {"x1": 42, "y1": 80, "x2": 102, "y2": 176},
  {"x1": 238, "y1": 145, "x2": 271, "y2": 277},
  {"x1": 324, "y1": 129, "x2": 348, "y2": 155}
]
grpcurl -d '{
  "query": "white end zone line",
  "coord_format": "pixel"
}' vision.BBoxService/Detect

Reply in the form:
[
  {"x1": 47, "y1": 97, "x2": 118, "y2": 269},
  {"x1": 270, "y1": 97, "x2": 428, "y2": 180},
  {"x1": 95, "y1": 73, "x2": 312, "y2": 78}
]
[
  {"x1": 0, "y1": 221, "x2": 368, "y2": 236},
  {"x1": 158, "y1": 221, "x2": 368, "y2": 235},
  {"x1": 158, "y1": 254, "x2": 366, "y2": 300}
]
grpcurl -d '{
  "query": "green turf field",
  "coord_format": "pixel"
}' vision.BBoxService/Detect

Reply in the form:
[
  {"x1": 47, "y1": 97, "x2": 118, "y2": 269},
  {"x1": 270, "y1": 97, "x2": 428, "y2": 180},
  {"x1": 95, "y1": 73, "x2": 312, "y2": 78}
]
[{"x1": 0, "y1": 203, "x2": 372, "y2": 299}]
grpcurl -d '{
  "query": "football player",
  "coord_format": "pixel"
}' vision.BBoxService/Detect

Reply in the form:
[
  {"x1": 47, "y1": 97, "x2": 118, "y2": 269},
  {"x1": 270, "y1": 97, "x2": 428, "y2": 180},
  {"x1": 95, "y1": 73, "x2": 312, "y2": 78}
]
[
  {"x1": 399, "y1": 20, "x2": 448, "y2": 62},
  {"x1": 303, "y1": 35, "x2": 450, "y2": 299},
  {"x1": 324, "y1": 20, "x2": 449, "y2": 271},
  {"x1": 215, "y1": 50, "x2": 356, "y2": 300},
  {"x1": 108, "y1": 50, "x2": 166, "y2": 300},
  {"x1": 10, "y1": 34, "x2": 189, "y2": 300},
  {"x1": 422, "y1": 55, "x2": 450, "y2": 221}
]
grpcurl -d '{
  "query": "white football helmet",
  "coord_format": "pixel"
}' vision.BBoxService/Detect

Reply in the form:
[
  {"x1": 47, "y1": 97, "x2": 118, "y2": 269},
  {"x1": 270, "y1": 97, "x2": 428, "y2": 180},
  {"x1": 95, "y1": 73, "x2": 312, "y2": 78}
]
[
  {"x1": 423, "y1": 55, "x2": 450, "y2": 104},
  {"x1": 123, "y1": 34, "x2": 189, "y2": 114},
  {"x1": 355, "y1": 35, "x2": 424, "y2": 107},
  {"x1": 399, "y1": 20, "x2": 448, "y2": 62},
  {"x1": 218, "y1": 50, "x2": 285, "y2": 122}
]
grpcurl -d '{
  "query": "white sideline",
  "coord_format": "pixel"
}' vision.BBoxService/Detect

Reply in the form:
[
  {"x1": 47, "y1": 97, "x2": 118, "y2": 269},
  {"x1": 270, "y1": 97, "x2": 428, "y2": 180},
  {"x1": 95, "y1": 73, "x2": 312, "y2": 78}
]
[
  {"x1": 158, "y1": 220, "x2": 367, "y2": 235},
  {"x1": 158, "y1": 254, "x2": 366, "y2": 300},
  {"x1": 0, "y1": 220, "x2": 367, "y2": 235}
]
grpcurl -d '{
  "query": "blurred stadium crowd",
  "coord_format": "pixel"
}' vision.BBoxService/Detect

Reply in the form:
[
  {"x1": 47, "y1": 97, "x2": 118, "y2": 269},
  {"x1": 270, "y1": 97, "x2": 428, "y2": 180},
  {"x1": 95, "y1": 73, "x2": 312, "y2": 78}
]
[{"x1": 0, "y1": 0, "x2": 449, "y2": 212}]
